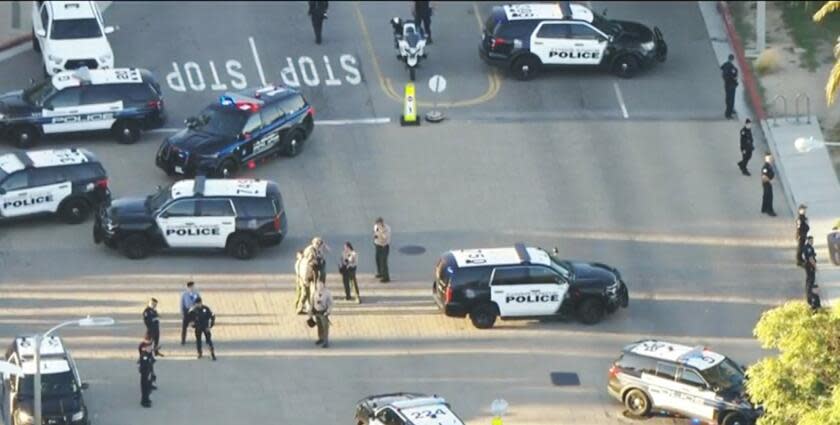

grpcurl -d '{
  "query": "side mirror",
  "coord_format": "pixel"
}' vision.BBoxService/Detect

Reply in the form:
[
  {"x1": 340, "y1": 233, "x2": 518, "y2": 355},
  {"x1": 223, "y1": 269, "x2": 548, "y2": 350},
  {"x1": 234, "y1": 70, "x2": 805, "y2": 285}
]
[
  {"x1": 80, "y1": 382, "x2": 89, "y2": 390},
  {"x1": 35, "y1": 29, "x2": 46, "y2": 38},
  {"x1": 159, "y1": 212, "x2": 169, "y2": 219},
  {"x1": 103, "y1": 26, "x2": 115, "y2": 34}
]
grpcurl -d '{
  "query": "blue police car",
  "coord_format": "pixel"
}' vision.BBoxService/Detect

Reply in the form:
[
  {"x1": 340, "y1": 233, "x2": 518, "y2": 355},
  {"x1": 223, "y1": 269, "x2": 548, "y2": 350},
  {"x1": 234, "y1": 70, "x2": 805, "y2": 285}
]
[{"x1": 155, "y1": 85, "x2": 314, "y2": 178}]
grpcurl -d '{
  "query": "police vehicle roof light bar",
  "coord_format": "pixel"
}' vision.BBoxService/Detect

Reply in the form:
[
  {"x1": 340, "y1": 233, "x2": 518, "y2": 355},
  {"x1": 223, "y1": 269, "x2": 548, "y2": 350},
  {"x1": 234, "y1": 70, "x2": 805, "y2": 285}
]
[
  {"x1": 14, "y1": 152, "x2": 34, "y2": 169},
  {"x1": 514, "y1": 243, "x2": 530, "y2": 264},
  {"x1": 193, "y1": 176, "x2": 206, "y2": 197},
  {"x1": 676, "y1": 345, "x2": 707, "y2": 364}
]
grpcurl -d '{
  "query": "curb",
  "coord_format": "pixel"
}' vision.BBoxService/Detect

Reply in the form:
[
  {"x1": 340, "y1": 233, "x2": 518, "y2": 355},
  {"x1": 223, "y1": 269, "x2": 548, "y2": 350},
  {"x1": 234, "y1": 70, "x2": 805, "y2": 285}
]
[
  {"x1": 0, "y1": 33, "x2": 31, "y2": 54},
  {"x1": 718, "y1": 1, "x2": 767, "y2": 120}
]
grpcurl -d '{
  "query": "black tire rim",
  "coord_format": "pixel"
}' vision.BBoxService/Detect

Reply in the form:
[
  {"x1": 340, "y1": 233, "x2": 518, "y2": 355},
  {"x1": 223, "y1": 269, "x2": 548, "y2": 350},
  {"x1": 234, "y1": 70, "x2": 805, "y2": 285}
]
[
  {"x1": 627, "y1": 392, "x2": 647, "y2": 414},
  {"x1": 130, "y1": 243, "x2": 145, "y2": 258},
  {"x1": 220, "y1": 162, "x2": 235, "y2": 178},
  {"x1": 18, "y1": 131, "x2": 30, "y2": 144},
  {"x1": 582, "y1": 301, "x2": 602, "y2": 323},
  {"x1": 236, "y1": 241, "x2": 251, "y2": 258},
  {"x1": 289, "y1": 138, "x2": 298, "y2": 155}
]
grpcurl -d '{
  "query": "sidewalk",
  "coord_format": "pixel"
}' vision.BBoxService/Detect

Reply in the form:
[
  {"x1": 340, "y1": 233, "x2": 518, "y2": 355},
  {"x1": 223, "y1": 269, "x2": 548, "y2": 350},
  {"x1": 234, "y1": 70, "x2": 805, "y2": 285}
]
[{"x1": 0, "y1": 1, "x2": 113, "y2": 52}]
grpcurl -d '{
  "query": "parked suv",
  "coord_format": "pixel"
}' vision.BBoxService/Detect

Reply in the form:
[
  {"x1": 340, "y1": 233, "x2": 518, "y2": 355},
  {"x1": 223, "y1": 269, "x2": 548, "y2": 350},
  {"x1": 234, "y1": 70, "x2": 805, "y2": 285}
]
[{"x1": 32, "y1": 0, "x2": 116, "y2": 76}]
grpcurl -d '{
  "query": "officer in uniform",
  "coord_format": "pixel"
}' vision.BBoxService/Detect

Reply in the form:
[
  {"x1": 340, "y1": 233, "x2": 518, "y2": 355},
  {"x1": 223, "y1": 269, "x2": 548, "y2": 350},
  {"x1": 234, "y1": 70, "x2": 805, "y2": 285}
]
[
  {"x1": 304, "y1": 237, "x2": 330, "y2": 284},
  {"x1": 795, "y1": 204, "x2": 810, "y2": 266},
  {"x1": 804, "y1": 235, "x2": 817, "y2": 289},
  {"x1": 142, "y1": 298, "x2": 163, "y2": 356},
  {"x1": 294, "y1": 250, "x2": 311, "y2": 314},
  {"x1": 340, "y1": 241, "x2": 361, "y2": 303},
  {"x1": 138, "y1": 336, "x2": 155, "y2": 408},
  {"x1": 308, "y1": 1, "x2": 328, "y2": 45},
  {"x1": 761, "y1": 153, "x2": 776, "y2": 216},
  {"x1": 737, "y1": 118, "x2": 754, "y2": 176},
  {"x1": 180, "y1": 281, "x2": 200, "y2": 345},
  {"x1": 414, "y1": 1, "x2": 432, "y2": 44},
  {"x1": 188, "y1": 297, "x2": 216, "y2": 360},
  {"x1": 373, "y1": 217, "x2": 392, "y2": 283},
  {"x1": 310, "y1": 281, "x2": 333, "y2": 348},
  {"x1": 721, "y1": 54, "x2": 738, "y2": 119}
]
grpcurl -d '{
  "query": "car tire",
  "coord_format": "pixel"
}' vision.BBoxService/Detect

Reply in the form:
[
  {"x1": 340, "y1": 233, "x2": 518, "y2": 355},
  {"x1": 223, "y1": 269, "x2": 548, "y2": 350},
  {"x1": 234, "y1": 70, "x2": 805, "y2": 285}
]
[
  {"x1": 623, "y1": 389, "x2": 651, "y2": 417},
  {"x1": 613, "y1": 55, "x2": 640, "y2": 79},
  {"x1": 12, "y1": 126, "x2": 39, "y2": 149},
  {"x1": 58, "y1": 198, "x2": 91, "y2": 224},
  {"x1": 284, "y1": 130, "x2": 306, "y2": 157},
  {"x1": 227, "y1": 233, "x2": 259, "y2": 260},
  {"x1": 32, "y1": 29, "x2": 41, "y2": 53},
  {"x1": 216, "y1": 158, "x2": 239, "y2": 178},
  {"x1": 119, "y1": 234, "x2": 150, "y2": 260},
  {"x1": 469, "y1": 303, "x2": 498, "y2": 329},
  {"x1": 577, "y1": 297, "x2": 605, "y2": 325},
  {"x1": 113, "y1": 120, "x2": 141, "y2": 144},
  {"x1": 511, "y1": 55, "x2": 541, "y2": 81},
  {"x1": 721, "y1": 412, "x2": 748, "y2": 425}
]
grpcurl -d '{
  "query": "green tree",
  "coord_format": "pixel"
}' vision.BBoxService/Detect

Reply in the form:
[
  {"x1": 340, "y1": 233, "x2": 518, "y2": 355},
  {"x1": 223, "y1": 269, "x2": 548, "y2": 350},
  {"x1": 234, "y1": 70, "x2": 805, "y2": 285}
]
[
  {"x1": 747, "y1": 301, "x2": 840, "y2": 425},
  {"x1": 814, "y1": 1, "x2": 840, "y2": 105}
]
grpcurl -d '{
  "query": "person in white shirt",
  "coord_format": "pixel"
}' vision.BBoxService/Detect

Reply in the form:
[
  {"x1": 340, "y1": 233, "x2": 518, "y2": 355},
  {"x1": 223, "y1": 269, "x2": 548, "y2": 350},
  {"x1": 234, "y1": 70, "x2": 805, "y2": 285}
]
[
  {"x1": 310, "y1": 281, "x2": 333, "y2": 348},
  {"x1": 340, "y1": 242, "x2": 360, "y2": 303},
  {"x1": 373, "y1": 217, "x2": 391, "y2": 283}
]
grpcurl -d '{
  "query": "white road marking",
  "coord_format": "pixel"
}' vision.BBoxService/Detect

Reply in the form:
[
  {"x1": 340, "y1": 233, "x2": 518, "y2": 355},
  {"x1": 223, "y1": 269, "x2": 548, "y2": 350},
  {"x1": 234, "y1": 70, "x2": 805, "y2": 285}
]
[
  {"x1": 613, "y1": 81, "x2": 629, "y2": 119},
  {"x1": 248, "y1": 36, "x2": 267, "y2": 87},
  {"x1": 148, "y1": 117, "x2": 391, "y2": 133}
]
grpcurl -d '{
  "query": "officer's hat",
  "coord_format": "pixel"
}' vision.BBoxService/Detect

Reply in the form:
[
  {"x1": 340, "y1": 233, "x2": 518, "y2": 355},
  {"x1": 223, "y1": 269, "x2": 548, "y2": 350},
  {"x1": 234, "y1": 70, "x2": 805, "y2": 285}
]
[
  {"x1": 799, "y1": 204, "x2": 807, "y2": 210},
  {"x1": 149, "y1": 297, "x2": 158, "y2": 304}
]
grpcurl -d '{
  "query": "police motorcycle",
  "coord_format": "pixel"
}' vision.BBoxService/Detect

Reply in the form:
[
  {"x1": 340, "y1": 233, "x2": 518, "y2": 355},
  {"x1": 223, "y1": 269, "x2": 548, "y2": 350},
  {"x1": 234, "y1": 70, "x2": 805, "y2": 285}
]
[{"x1": 391, "y1": 17, "x2": 427, "y2": 81}]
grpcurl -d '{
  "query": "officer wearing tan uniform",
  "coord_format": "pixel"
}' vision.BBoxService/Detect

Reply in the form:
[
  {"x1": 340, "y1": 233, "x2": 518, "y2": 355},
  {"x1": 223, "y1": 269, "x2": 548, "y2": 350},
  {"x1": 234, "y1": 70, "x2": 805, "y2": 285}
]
[
  {"x1": 373, "y1": 217, "x2": 391, "y2": 283},
  {"x1": 310, "y1": 281, "x2": 333, "y2": 348}
]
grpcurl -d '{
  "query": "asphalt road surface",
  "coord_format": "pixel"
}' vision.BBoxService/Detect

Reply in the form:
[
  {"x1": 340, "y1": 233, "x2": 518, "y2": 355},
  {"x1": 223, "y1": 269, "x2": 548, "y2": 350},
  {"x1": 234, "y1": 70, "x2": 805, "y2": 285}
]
[{"x1": 0, "y1": 2, "x2": 800, "y2": 425}]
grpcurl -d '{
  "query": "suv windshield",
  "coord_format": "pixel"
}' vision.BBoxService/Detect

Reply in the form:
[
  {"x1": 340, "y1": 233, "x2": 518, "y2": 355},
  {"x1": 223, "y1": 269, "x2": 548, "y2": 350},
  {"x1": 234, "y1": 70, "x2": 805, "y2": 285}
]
[
  {"x1": 146, "y1": 185, "x2": 172, "y2": 211},
  {"x1": 194, "y1": 106, "x2": 248, "y2": 137},
  {"x1": 20, "y1": 371, "x2": 78, "y2": 397},
  {"x1": 591, "y1": 12, "x2": 621, "y2": 36},
  {"x1": 23, "y1": 81, "x2": 56, "y2": 106},
  {"x1": 50, "y1": 18, "x2": 102, "y2": 40},
  {"x1": 700, "y1": 358, "x2": 745, "y2": 392},
  {"x1": 548, "y1": 254, "x2": 572, "y2": 279}
]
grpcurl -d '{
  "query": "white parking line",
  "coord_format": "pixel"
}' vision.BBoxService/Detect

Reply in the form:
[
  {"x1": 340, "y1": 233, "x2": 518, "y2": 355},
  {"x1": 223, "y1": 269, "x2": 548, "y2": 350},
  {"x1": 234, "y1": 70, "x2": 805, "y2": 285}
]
[
  {"x1": 248, "y1": 36, "x2": 268, "y2": 87},
  {"x1": 613, "y1": 82, "x2": 629, "y2": 119},
  {"x1": 147, "y1": 117, "x2": 392, "y2": 133}
]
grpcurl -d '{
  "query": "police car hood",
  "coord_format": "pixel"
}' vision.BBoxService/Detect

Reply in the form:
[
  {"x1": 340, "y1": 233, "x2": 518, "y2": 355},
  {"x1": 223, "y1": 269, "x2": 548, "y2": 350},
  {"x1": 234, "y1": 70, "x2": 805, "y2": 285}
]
[
  {"x1": 166, "y1": 129, "x2": 229, "y2": 154},
  {"x1": 0, "y1": 89, "x2": 32, "y2": 118},
  {"x1": 107, "y1": 197, "x2": 149, "y2": 220},
  {"x1": 612, "y1": 20, "x2": 655, "y2": 43},
  {"x1": 16, "y1": 393, "x2": 84, "y2": 417},
  {"x1": 569, "y1": 261, "x2": 617, "y2": 283}
]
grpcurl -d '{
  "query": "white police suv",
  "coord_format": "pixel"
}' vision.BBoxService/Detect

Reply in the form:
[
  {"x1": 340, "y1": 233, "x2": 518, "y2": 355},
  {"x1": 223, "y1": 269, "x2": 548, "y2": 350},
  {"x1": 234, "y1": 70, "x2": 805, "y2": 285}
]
[
  {"x1": 608, "y1": 340, "x2": 761, "y2": 425},
  {"x1": 32, "y1": 1, "x2": 115, "y2": 76},
  {"x1": 433, "y1": 243, "x2": 628, "y2": 328},
  {"x1": 94, "y1": 176, "x2": 287, "y2": 260},
  {"x1": 3, "y1": 336, "x2": 91, "y2": 425},
  {"x1": 355, "y1": 393, "x2": 465, "y2": 425},
  {"x1": 479, "y1": 3, "x2": 667, "y2": 79},
  {"x1": 0, "y1": 67, "x2": 165, "y2": 148},
  {"x1": 0, "y1": 148, "x2": 110, "y2": 224}
]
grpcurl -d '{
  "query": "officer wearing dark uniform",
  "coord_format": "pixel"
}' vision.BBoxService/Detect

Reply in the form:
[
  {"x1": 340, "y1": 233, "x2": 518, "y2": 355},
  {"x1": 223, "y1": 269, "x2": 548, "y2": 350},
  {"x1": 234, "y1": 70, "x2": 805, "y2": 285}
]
[
  {"x1": 795, "y1": 204, "x2": 810, "y2": 266},
  {"x1": 414, "y1": 1, "x2": 432, "y2": 44},
  {"x1": 804, "y1": 235, "x2": 817, "y2": 290},
  {"x1": 142, "y1": 298, "x2": 163, "y2": 356},
  {"x1": 737, "y1": 118, "x2": 754, "y2": 176},
  {"x1": 188, "y1": 297, "x2": 216, "y2": 360},
  {"x1": 761, "y1": 153, "x2": 776, "y2": 216},
  {"x1": 308, "y1": 1, "x2": 328, "y2": 45},
  {"x1": 138, "y1": 337, "x2": 155, "y2": 408},
  {"x1": 721, "y1": 54, "x2": 738, "y2": 119}
]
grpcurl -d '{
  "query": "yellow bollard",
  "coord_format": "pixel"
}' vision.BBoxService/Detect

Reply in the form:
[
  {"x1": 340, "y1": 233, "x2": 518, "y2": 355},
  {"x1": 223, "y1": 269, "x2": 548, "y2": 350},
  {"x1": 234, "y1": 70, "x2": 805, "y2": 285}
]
[
  {"x1": 491, "y1": 417, "x2": 503, "y2": 425},
  {"x1": 400, "y1": 82, "x2": 420, "y2": 126}
]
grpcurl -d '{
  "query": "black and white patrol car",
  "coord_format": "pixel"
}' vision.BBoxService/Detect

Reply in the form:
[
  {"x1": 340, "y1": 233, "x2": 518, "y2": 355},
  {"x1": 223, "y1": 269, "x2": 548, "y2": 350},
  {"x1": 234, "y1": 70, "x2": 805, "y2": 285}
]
[
  {"x1": 0, "y1": 148, "x2": 110, "y2": 224},
  {"x1": 355, "y1": 393, "x2": 466, "y2": 425},
  {"x1": 479, "y1": 3, "x2": 667, "y2": 80},
  {"x1": 608, "y1": 340, "x2": 761, "y2": 425},
  {"x1": 93, "y1": 177, "x2": 287, "y2": 260},
  {"x1": 433, "y1": 243, "x2": 628, "y2": 328},
  {"x1": 2, "y1": 336, "x2": 91, "y2": 425},
  {"x1": 0, "y1": 67, "x2": 165, "y2": 148}
]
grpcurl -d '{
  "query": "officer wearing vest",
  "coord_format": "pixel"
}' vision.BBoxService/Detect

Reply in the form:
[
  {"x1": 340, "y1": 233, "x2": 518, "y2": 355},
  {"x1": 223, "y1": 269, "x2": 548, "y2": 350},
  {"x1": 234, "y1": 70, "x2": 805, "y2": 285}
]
[
  {"x1": 737, "y1": 118, "x2": 754, "y2": 176},
  {"x1": 142, "y1": 298, "x2": 163, "y2": 356},
  {"x1": 188, "y1": 297, "x2": 216, "y2": 360},
  {"x1": 138, "y1": 336, "x2": 155, "y2": 408},
  {"x1": 795, "y1": 204, "x2": 810, "y2": 267},
  {"x1": 804, "y1": 236, "x2": 817, "y2": 290},
  {"x1": 761, "y1": 153, "x2": 776, "y2": 216}
]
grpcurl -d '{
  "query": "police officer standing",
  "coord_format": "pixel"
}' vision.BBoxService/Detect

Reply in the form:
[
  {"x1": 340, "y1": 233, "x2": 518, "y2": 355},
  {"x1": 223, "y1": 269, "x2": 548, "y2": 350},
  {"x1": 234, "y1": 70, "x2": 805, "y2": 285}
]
[
  {"x1": 304, "y1": 237, "x2": 330, "y2": 284},
  {"x1": 737, "y1": 118, "x2": 754, "y2": 176},
  {"x1": 188, "y1": 297, "x2": 216, "y2": 360},
  {"x1": 308, "y1": 1, "x2": 328, "y2": 45},
  {"x1": 294, "y1": 250, "x2": 312, "y2": 314},
  {"x1": 373, "y1": 217, "x2": 392, "y2": 283},
  {"x1": 721, "y1": 54, "x2": 738, "y2": 119},
  {"x1": 340, "y1": 242, "x2": 361, "y2": 303},
  {"x1": 180, "y1": 281, "x2": 200, "y2": 345},
  {"x1": 414, "y1": 1, "x2": 432, "y2": 44},
  {"x1": 761, "y1": 152, "x2": 776, "y2": 216},
  {"x1": 142, "y1": 298, "x2": 163, "y2": 356},
  {"x1": 803, "y1": 235, "x2": 820, "y2": 308},
  {"x1": 795, "y1": 204, "x2": 810, "y2": 266},
  {"x1": 138, "y1": 336, "x2": 155, "y2": 408},
  {"x1": 310, "y1": 281, "x2": 333, "y2": 348}
]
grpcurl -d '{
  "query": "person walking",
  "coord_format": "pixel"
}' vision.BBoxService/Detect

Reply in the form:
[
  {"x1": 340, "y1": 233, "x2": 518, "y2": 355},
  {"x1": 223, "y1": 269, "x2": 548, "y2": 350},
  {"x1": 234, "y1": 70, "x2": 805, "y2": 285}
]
[
  {"x1": 308, "y1": 1, "x2": 328, "y2": 45},
  {"x1": 373, "y1": 217, "x2": 392, "y2": 283},
  {"x1": 138, "y1": 336, "x2": 155, "y2": 408},
  {"x1": 294, "y1": 250, "x2": 313, "y2": 314},
  {"x1": 340, "y1": 242, "x2": 361, "y2": 303},
  {"x1": 188, "y1": 297, "x2": 216, "y2": 360},
  {"x1": 721, "y1": 54, "x2": 738, "y2": 119},
  {"x1": 414, "y1": 1, "x2": 432, "y2": 44},
  {"x1": 142, "y1": 298, "x2": 163, "y2": 356},
  {"x1": 795, "y1": 204, "x2": 810, "y2": 267},
  {"x1": 180, "y1": 281, "x2": 200, "y2": 345},
  {"x1": 760, "y1": 152, "x2": 776, "y2": 216},
  {"x1": 737, "y1": 118, "x2": 754, "y2": 176},
  {"x1": 310, "y1": 281, "x2": 333, "y2": 348}
]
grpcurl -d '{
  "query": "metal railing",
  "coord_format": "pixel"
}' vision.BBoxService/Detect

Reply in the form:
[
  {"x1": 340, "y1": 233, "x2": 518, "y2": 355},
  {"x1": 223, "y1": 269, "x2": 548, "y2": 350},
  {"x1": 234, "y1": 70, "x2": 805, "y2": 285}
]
[{"x1": 770, "y1": 92, "x2": 811, "y2": 125}]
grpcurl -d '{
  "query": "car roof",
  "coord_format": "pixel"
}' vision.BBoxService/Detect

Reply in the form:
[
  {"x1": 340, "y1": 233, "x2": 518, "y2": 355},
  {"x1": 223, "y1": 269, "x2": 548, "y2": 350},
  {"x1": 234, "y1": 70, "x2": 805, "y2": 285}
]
[
  {"x1": 48, "y1": 1, "x2": 97, "y2": 20},
  {"x1": 15, "y1": 336, "x2": 65, "y2": 357},
  {"x1": 627, "y1": 340, "x2": 727, "y2": 371},
  {"x1": 502, "y1": 3, "x2": 593, "y2": 23},
  {"x1": 0, "y1": 148, "x2": 90, "y2": 174},
  {"x1": 400, "y1": 404, "x2": 463, "y2": 425},
  {"x1": 219, "y1": 85, "x2": 300, "y2": 113},
  {"x1": 170, "y1": 177, "x2": 269, "y2": 200},
  {"x1": 52, "y1": 67, "x2": 145, "y2": 91},
  {"x1": 448, "y1": 244, "x2": 551, "y2": 268}
]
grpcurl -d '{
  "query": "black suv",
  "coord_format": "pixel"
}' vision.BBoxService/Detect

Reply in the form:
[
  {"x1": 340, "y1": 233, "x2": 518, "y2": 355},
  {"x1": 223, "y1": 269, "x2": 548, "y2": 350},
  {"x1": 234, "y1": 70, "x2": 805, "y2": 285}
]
[
  {"x1": 2, "y1": 336, "x2": 90, "y2": 425},
  {"x1": 479, "y1": 3, "x2": 667, "y2": 79},
  {"x1": 0, "y1": 67, "x2": 165, "y2": 147},
  {"x1": 156, "y1": 85, "x2": 314, "y2": 178},
  {"x1": 94, "y1": 176, "x2": 287, "y2": 259},
  {"x1": 433, "y1": 243, "x2": 628, "y2": 328}
]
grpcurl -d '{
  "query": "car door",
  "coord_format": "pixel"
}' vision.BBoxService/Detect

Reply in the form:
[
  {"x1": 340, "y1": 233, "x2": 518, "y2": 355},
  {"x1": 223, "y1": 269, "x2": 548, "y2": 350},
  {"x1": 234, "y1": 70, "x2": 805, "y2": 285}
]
[
  {"x1": 642, "y1": 362, "x2": 681, "y2": 412},
  {"x1": 196, "y1": 199, "x2": 237, "y2": 248},
  {"x1": 26, "y1": 167, "x2": 71, "y2": 213},
  {"x1": 674, "y1": 367, "x2": 717, "y2": 421},
  {"x1": 0, "y1": 170, "x2": 57, "y2": 218},
  {"x1": 568, "y1": 22, "x2": 609, "y2": 65},
  {"x1": 40, "y1": 86, "x2": 85, "y2": 134},
  {"x1": 491, "y1": 266, "x2": 559, "y2": 317},
  {"x1": 77, "y1": 84, "x2": 122, "y2": 130},
  {"x1": 155, "y1": 199, "x2": 199, "y2": 248},
  {"x1": 240, "y1": 113, "x2": 265, "y2": 161},
  {"x1": 527, "y1": 265, "x2": 568, "y2": 315},
  {"x1": 252, "y1": 103, "x2": 285, "y2": 158},
  {"x1": 530, "y1": 22, "x2": 574, "y2": 65}
]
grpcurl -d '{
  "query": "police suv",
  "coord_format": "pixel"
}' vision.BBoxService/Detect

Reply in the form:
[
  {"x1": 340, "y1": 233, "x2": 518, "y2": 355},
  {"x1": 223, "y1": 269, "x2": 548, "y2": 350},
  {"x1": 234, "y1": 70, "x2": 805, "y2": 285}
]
[
  {"x1": 355, "y1": 393, "x2": 465, "y2": 425},
  {"x1": 94, "y1": 177, "x2": 287, "y2": 259},
  {"x1": 479, "y1": 3, "x2": 667, "y2": 80},
  {"x1": 2, "y1": 336, "x2": 91, "y2": 425},
  {"x1": 608, "y1": 340, "x2": 761, "y2": 425},
  {"x1": 0, "y1": 67, "x2": 165, "y2": 148},
  {"x1": 0, "y1": 148, "x2": 110, "y2": 224},
  {"x1": 433, "y1": 243, "x2": 628, "y2": 328},
  {"x1": 156, "y1": 85, "x2": 314, "y2": 178}
]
